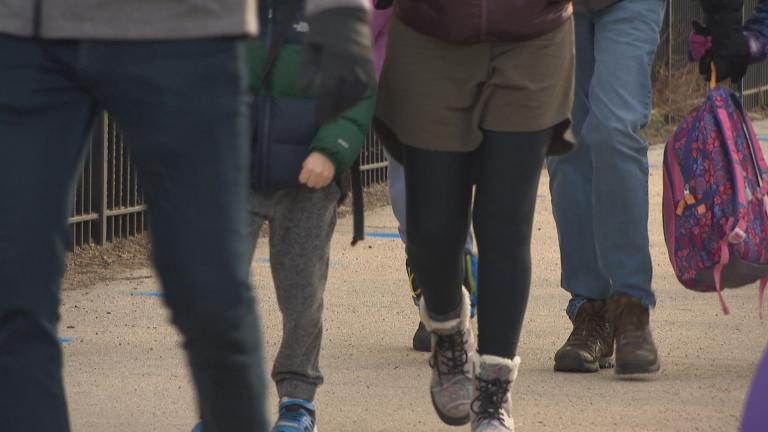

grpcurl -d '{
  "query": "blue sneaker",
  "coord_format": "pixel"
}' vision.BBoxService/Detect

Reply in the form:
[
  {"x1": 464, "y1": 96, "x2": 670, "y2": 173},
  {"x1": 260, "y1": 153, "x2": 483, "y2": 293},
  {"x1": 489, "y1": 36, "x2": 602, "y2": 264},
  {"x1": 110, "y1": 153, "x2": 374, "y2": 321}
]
[
  {"x1": 273, "y1": 398, "x2": 317, "y2": 432},
  {"x1": 191, "y1": 421, "x2": 203, "y2": 432}
]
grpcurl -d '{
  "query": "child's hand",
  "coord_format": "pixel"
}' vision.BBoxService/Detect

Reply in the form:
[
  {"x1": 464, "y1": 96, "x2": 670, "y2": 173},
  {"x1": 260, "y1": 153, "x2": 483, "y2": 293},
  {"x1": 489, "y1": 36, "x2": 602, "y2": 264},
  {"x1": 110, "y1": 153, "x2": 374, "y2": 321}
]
[{"x1": 299, "y1": 152, "x2": 336, "y2": 189}]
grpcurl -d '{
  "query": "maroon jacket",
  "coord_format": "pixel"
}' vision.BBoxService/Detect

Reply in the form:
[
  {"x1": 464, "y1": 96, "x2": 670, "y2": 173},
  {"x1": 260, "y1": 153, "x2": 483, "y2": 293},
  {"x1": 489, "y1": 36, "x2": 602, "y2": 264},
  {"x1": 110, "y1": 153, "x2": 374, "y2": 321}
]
[{"x1": 395, "y1": 0, "x2": 573, "y2": 44}]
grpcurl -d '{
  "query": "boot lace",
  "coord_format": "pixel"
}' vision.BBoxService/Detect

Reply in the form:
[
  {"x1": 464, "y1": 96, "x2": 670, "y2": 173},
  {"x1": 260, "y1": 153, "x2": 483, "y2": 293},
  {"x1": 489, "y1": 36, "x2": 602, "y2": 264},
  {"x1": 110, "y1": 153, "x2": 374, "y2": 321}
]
[
  {"x1": 429, "y1": 330, "x2": 469, "y2": 378},
  {"x1": 471, "y1": 377, "x2": 510, "y2": 423}
]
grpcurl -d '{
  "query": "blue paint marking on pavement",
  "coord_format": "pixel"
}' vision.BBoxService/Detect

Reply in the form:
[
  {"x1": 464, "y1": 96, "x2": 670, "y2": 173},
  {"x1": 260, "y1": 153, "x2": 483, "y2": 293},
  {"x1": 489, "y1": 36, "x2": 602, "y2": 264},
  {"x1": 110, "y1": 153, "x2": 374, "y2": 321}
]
[
  {"x1": 131, "y1": 291, "x2": 163, "y2": 297},
  {"x1": 255, "y1": 257, "x2": 270, "y2": 264},
  {"x1": 537, "y1": 194, "x2": 548, "y2": 199},
  {"x1": 367, "y1": 232, "x2": 401, "y2": 239},
  {"x1": 759, "y1": 135, "x2": 768, "y2": 142},
  {"x1": 59, "y1": 337, "x2": 73, "y2": 345}
]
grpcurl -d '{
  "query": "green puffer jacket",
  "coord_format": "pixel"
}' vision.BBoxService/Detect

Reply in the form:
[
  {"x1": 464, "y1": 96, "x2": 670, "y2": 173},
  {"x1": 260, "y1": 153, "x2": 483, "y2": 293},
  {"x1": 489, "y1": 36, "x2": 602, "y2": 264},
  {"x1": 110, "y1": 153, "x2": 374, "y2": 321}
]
[{"x1": 246, "y1": 0, "x2": 375, "y2": 193}]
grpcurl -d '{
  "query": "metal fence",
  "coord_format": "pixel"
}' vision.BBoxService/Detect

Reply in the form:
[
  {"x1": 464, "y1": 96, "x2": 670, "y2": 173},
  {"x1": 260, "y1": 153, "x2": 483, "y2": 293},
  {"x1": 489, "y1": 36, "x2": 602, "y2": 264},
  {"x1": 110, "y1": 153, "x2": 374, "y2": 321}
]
[
  {"x1": 359, "y1": 128, "x2": 389, "y2": 187},
  {"x1": 658, "y1": 0, "x2": 768, "y2": 111},
  {"x1": 67, "y1": 114, "x2": 388, "y2": 248},
  {"x1": 67, "y1": 113, "x2": 148, "y2": 248}
]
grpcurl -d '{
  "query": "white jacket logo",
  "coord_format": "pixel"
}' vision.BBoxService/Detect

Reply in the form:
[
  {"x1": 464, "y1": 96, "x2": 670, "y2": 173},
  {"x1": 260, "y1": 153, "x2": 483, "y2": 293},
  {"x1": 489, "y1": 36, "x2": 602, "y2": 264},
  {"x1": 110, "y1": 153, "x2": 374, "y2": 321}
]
[{"x1": 293, "y1": 22, "x2": 309, "y2": 33}]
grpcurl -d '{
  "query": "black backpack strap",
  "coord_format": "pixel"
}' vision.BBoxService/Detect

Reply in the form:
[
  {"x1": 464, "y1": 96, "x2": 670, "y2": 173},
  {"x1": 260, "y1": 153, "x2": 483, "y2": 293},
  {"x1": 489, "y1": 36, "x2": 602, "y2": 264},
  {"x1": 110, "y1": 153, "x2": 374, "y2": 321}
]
[{"x1": 350, "y1": 158, "x2": 365, "y2": 246}]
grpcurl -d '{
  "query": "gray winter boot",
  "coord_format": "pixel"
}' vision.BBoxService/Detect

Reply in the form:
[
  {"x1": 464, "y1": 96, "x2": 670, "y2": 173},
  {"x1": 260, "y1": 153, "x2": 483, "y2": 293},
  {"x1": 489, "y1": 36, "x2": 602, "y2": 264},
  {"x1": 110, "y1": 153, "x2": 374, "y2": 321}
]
[
  {"x1": 420, "y1": 290, "x2": 475, "y2": 426},
  {"x1": 470, "y1": 355, "x2": 521, "y2": 432}
]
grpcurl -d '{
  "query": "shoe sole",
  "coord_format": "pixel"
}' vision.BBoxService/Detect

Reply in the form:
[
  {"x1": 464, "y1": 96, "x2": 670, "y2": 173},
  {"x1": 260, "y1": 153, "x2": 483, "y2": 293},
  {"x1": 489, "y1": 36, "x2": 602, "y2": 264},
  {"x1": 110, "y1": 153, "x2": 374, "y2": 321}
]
[
  {"x1": 430, "y1": 393, "x2": 470, "y2": 426},
  {"x1": 554, "y1": 356, "x2": 614, "y2": 373},
  {"x1": 412, "y1": 339, "x2": 431, "y2": 352},
  {"x1": 412, "y1": 322, "x2": 431, "y2": 352},
  {"x1": 615, "y1": 360, "x2": 661, "y2": 375}
]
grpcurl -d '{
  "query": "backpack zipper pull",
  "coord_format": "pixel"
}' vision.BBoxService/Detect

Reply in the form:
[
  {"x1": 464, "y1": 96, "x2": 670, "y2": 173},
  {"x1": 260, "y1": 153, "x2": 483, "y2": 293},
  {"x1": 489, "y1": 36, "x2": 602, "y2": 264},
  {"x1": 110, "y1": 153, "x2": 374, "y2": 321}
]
[
  {"x1": 684, "y1": 184, "x2": 696, "y2": 205},
  {"x1": 677, "y1": 185, "x2": 698, "y2": 216}
]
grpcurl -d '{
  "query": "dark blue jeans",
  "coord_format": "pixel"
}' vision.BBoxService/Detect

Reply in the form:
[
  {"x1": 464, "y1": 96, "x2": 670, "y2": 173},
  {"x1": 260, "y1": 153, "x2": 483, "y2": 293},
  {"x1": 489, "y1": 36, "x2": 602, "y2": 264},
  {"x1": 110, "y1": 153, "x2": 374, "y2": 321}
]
[{"x1": 0, "y1": 36, "x2": 267, "y2": 432}]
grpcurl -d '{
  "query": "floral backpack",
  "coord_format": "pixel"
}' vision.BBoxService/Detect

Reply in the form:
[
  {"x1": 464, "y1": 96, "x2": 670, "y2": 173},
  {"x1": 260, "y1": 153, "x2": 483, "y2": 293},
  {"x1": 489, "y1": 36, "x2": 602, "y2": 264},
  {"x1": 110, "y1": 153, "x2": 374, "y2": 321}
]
[{"x1": 662, "y1": 80, "x2": 768, "y2": 316}]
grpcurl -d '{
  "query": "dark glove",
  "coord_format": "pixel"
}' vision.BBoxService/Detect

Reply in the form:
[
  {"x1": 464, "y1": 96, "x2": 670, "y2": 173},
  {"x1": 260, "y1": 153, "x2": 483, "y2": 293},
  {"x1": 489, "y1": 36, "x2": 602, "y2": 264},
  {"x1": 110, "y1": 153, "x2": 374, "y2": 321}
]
[
  {"x1": 302, "y1": 8, "x2": 375, "y2": 124},
  {"x1": 699, "y1": 0, "x2": 750, "y2": 83}
]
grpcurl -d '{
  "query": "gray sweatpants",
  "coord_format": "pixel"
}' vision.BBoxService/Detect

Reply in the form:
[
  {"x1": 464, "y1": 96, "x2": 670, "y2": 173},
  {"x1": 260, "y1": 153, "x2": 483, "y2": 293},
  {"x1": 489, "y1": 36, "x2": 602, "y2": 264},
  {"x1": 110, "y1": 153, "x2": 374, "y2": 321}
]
[{"x1": 249, "y1": 184, "x2": 340, "y2": 402}]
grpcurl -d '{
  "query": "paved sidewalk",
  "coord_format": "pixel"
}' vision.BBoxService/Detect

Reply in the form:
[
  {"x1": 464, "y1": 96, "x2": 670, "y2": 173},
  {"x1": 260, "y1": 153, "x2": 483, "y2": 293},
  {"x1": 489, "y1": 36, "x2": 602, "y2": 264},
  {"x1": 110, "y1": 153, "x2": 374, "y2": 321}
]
[{"x1": 60, "y1": 139, "x2": 768, "y2": 432}]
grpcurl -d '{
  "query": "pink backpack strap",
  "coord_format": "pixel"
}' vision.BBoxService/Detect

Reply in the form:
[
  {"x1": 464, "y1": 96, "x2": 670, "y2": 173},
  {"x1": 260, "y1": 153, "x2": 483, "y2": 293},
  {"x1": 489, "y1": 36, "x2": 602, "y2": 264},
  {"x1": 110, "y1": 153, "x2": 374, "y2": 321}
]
[{"x1": 713, "y1": 237, "x2": 731, "y2": 315}]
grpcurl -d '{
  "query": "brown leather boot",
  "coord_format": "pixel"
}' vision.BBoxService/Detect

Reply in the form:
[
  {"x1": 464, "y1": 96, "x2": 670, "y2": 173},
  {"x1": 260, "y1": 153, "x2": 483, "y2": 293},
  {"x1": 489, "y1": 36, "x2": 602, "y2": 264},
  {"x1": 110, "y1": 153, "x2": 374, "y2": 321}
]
[
  {"x1": 607, "y1": 294, "x2": 660, "y2": 375},
  {"x1": 554, "y1": 300, "x2": 614, "y2": 373}
]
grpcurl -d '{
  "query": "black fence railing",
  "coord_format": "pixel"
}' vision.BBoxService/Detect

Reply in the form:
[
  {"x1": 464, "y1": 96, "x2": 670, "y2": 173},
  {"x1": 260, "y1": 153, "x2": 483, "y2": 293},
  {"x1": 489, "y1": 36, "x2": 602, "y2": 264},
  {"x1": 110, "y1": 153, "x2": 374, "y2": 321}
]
[
  {"x1": 68, "y1": 113, "x2": 388, "y2": 248},
  {"x1": 68, "y1": 113, "x2": 148, "y2": 249},
  {"x1": 359, "y1": 128, "x2": 389, "y2": 187}
]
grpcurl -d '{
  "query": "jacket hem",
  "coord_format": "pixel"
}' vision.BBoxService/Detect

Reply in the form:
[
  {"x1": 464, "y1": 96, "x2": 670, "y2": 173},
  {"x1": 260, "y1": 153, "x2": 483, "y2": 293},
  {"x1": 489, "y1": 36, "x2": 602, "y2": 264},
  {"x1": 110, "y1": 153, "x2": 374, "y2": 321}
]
[
  {"x1": 38, "y1": 19, "x2": 257, "y2": 40},
  {"x1": 0, "y1": 20, "x2": 34, "y2": 38}
]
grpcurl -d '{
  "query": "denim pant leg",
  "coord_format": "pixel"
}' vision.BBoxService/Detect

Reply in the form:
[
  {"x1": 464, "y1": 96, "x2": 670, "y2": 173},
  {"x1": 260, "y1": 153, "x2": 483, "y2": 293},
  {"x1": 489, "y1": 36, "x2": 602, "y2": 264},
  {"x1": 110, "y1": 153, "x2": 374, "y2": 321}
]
[
  {"x1": 0, "y1": 37, "x2": 98, "y2": 432},
  {"x1": 548, "y1": 12, "x2": 611, "y2": 320},
  {"x1": 587, "y1": 0, "x2": 665, "y2": 307},
  {"x1": 82, "y1": 40, "x2": 268, "y2": 432},
  {"x1": 384, "y1": 150, "x2": 409, "y2": 243}
]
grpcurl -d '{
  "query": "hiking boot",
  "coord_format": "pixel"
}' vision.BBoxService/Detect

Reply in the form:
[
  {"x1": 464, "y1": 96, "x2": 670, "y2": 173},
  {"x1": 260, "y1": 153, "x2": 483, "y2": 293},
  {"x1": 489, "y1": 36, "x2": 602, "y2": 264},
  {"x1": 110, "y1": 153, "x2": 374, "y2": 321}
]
[
  {"x1": 413, "y1": 321, "x2": 431, "y2": 352},
  {"x1": 470, "y1": 355, "x2": 521, "y2": 432},
  {"x1": 554, "y1": 299, "x2": 614, "y2": 373},
  {"x1": 272, "y1": 398, "x2": 318, "y2": 432},
  {"x1": 607, "y1": 294, "x2": 660, "y2": 375},
  {"x1": 420, "y1": 291, "x2": 475, "y2": 426}
]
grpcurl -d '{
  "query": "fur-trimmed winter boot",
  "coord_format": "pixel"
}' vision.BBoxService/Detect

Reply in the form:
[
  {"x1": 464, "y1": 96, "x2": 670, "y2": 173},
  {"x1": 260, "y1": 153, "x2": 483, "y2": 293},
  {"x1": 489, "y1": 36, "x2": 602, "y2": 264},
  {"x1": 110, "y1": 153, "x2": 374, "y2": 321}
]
[
  {"x1": 420, "y1": 290, "x2": 475, "y2": 426},
  {"x1": 470, "y1": 355, "x2": 521, "y2": 432}
]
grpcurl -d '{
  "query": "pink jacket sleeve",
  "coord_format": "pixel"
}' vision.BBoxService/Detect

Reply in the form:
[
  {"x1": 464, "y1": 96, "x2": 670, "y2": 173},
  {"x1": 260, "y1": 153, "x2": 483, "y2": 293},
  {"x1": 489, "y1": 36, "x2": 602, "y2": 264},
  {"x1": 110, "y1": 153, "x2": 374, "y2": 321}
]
[{"x1": 370, "y1": 3, "x2": 392, "y2": 80}]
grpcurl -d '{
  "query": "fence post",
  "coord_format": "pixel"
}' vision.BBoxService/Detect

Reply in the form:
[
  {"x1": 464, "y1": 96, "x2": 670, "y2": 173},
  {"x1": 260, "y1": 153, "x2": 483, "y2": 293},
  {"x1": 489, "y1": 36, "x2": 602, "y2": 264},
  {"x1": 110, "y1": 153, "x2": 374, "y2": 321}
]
[
  {"x1": 97, "y1": 112, "x2": 108, "y2": 245},
  {"x1": 667, "y1": 0, "x2": 673, "y2": 124},
  {"x1": 740, "y1": 3, "x2": 746, "y2": 98}
]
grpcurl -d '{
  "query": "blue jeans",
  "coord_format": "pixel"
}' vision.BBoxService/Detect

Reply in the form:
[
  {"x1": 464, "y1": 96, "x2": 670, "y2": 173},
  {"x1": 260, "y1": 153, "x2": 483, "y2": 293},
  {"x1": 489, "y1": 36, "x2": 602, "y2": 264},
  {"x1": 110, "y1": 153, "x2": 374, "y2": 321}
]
[
  {"x1": 547, "y1": 0, "x2": 665, "y2": 320},
  {"x1": 0, "y1": 36, "x2": 267, "y2": 432}
]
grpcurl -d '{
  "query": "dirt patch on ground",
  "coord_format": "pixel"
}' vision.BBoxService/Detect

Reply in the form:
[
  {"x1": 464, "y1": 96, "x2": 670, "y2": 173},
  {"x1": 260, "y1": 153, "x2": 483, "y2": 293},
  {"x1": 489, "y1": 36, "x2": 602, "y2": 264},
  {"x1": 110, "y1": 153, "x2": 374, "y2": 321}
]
[
  {"x1": 640, "y1": 110, "x2": 677, "y2": 147},
  {"x1": 63, "y1": 183, "x2": 392, "y2": 290},
  {"x1": 63, "y1": 236, "x2": 152, "y2": 291}
]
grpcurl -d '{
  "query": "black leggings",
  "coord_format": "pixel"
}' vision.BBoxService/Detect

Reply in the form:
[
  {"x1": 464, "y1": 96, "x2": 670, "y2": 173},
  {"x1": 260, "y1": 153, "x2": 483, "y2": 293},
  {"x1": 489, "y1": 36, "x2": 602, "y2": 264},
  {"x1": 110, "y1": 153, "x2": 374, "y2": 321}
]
[{"x1": 403, "y1": 129, "x2": 551, "y2": 358}]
